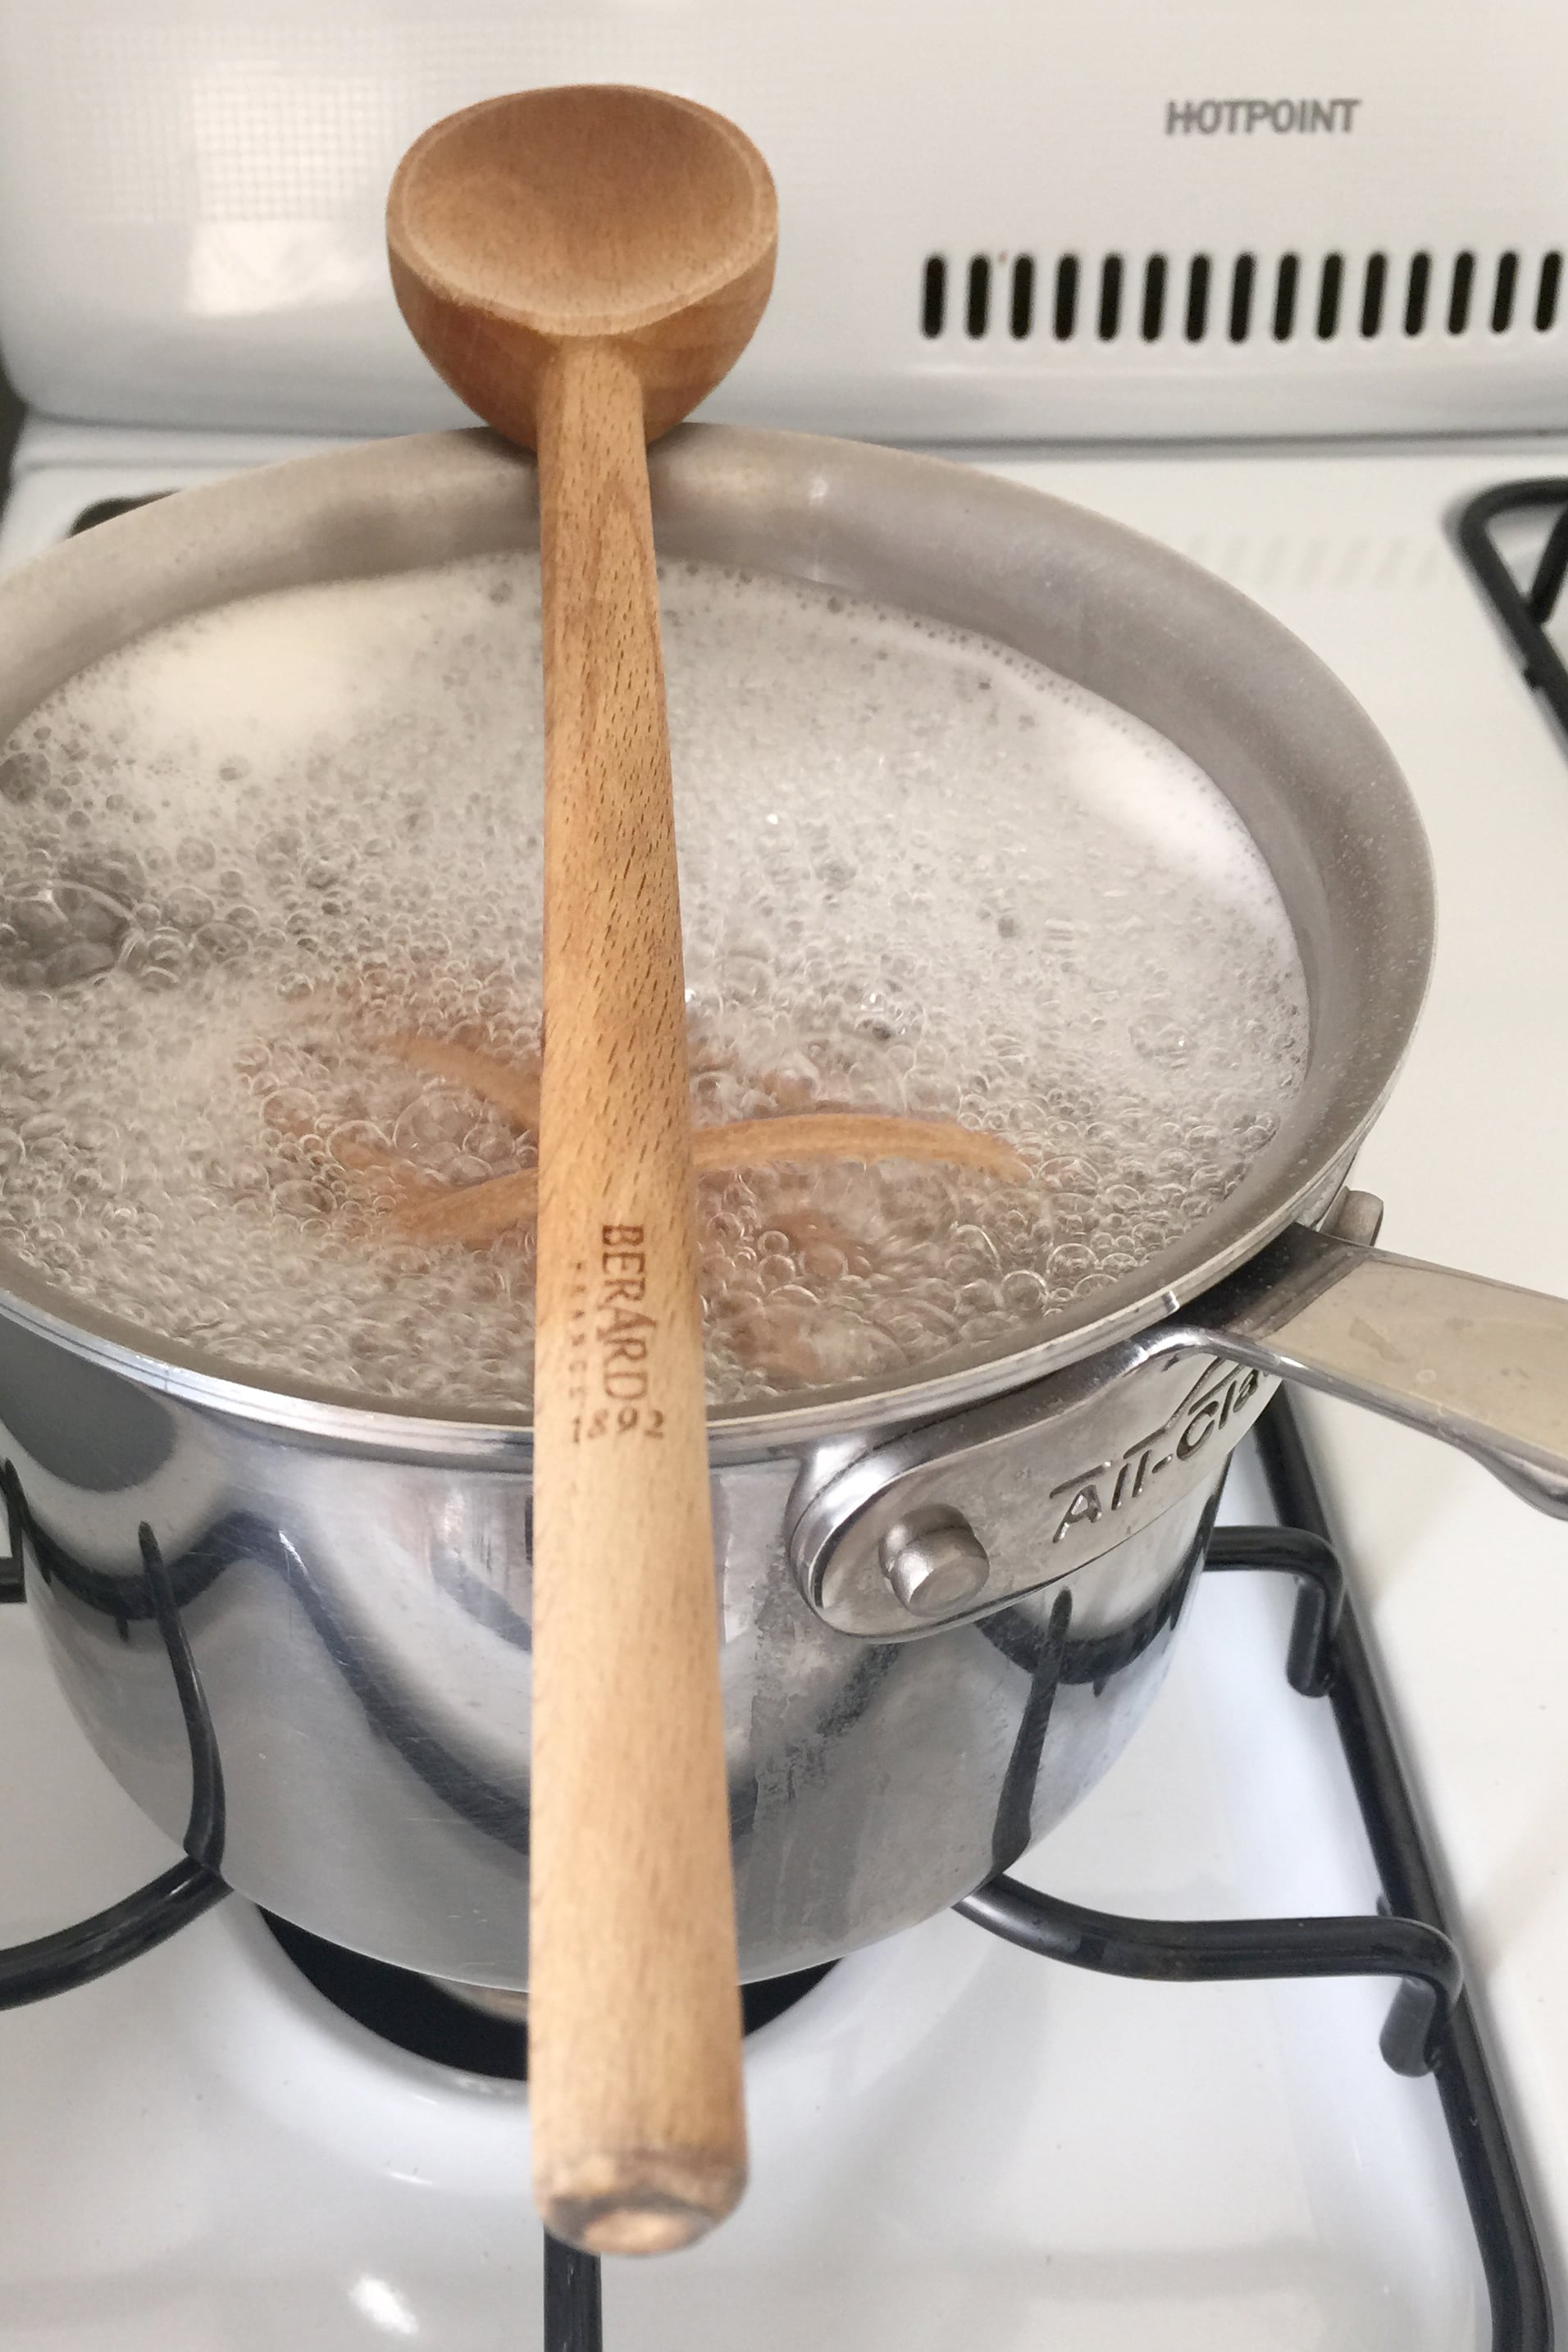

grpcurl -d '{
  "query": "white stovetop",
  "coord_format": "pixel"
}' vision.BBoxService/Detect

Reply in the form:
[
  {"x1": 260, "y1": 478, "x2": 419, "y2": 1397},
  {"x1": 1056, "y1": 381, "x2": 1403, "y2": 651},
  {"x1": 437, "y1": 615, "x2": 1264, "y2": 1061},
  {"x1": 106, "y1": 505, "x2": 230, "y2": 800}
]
[
  {"x1": 1, "y1": 421, "x2": 1566, "y2": 2342},
  {"x1": 979, "y1": 433, "x2": 1568, "y2": 2278},
  {"x1": 0, "y1": 1466, "x2": 1486, "y2": 2349}
]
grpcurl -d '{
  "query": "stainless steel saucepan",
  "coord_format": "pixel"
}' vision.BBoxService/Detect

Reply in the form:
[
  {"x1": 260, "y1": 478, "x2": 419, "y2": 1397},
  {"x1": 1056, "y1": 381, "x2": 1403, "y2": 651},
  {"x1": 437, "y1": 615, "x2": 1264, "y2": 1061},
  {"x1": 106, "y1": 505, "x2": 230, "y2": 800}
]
[{"x1": 2, "y1": 426, "x2": 1566, "y2": 1990}]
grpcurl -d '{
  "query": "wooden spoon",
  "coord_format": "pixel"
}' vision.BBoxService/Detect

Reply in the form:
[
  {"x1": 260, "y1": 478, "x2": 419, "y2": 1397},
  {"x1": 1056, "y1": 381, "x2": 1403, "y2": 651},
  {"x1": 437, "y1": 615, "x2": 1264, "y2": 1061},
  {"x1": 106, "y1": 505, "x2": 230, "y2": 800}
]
[{"x1": 387, "y1": 89, "x2": 777, "y2": 2256}]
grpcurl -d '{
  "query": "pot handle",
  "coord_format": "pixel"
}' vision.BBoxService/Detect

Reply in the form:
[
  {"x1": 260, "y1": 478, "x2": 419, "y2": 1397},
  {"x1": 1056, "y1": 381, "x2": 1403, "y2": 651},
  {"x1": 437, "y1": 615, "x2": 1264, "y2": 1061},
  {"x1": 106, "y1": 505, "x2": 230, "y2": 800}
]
[{"x1": 1176, "y1": 1224, "x2": 1568, "y2": 1516}]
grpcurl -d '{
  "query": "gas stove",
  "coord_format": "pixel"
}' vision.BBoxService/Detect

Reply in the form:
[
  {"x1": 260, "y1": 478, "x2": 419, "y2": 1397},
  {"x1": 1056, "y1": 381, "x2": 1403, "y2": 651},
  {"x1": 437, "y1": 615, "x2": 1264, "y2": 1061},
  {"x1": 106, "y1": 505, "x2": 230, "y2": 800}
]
[
  {"x1": 1, "y1": 422, "x2": 1564, "y2": 2350},
  {"x1": 3, "y1": 1, "x2": 1568, "y2": 2342}
]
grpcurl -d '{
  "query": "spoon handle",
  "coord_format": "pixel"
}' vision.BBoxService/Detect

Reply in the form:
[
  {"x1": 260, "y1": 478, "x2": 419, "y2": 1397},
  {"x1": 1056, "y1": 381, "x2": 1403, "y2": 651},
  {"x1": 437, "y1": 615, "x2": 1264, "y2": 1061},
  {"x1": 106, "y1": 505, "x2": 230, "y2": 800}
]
[{"x1": 528, "y1": 341, "x2": 746, "y2": 2257}]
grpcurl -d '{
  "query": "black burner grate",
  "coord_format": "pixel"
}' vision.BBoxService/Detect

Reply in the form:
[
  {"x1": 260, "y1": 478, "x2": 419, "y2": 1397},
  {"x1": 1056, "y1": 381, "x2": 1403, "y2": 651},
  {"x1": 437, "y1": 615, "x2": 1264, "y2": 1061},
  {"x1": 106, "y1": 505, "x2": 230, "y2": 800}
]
[
  {"x1": 1253, "y1": 1403, "x2": 1550, "y2": 2351},
  {"x1": 261, "y1": 1908, "x2": 834, "y2": 2081},
  {"x1": 0, "y1": 1380, "x2": 1549, "y2": 2339},
  {"x1": 537, "y1": 1398, "x2": 1552, "y2": 2351},
  {"x1": 1456, "y1": 477, "x2": 1568, "y2": 741}
]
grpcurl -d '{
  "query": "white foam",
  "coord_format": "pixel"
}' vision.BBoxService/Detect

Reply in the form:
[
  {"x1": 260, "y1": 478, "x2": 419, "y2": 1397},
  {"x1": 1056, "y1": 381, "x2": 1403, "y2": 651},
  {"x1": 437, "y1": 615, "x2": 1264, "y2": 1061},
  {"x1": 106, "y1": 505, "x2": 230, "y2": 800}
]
[{"x1": 0, "y1": 553, "x2": 1308, "y2": 1413}]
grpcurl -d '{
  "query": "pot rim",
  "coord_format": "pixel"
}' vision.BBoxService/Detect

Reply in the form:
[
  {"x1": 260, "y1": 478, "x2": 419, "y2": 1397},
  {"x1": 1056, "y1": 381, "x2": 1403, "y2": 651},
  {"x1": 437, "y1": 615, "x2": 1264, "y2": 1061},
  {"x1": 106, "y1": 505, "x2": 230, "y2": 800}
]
[{"x1": 0, "y1": 424, "x2": 1434, "y2": 1456}]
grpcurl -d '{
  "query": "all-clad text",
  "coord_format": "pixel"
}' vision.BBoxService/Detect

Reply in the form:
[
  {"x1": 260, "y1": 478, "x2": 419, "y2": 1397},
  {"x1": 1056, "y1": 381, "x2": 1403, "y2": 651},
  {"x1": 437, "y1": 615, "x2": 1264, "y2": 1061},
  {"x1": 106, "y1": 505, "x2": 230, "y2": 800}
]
[{"x1": 1046, "y1": 1363, "x2": 1264, "y2": 1545}]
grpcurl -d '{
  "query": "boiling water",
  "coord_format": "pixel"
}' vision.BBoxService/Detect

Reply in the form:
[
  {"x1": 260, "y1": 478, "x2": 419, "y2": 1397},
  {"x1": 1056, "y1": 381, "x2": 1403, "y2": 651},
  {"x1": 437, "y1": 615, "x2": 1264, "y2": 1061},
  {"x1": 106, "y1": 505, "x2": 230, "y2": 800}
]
[{"x1": 0, "y1": 554, "x2": 1306, "y2": 1413}]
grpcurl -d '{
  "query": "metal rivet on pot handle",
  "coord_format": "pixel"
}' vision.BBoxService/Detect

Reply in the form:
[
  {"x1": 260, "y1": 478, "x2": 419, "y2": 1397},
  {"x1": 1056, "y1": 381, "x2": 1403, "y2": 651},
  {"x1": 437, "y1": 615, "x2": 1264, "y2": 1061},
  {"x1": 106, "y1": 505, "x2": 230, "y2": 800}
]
[{"x1": 882, "y1": 1508, "x2": 990, "y2": 1618}]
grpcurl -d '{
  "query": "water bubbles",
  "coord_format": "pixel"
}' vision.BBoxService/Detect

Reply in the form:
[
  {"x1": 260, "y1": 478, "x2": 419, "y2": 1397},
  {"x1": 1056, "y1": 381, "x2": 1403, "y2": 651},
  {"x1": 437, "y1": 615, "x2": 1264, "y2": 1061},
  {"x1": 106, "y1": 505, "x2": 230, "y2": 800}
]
[
  {"x1": 1130, "y1": 1011, "x2": 1196, "y2": 1067},
  {"x1": 0, "y1": 548, "x2": 1307, "y2": 1411},
  {"x1": 0, "y1": 749, "x2": 46, "y2": 805},
  {"x1": 1, "y1": 879, "x2": 130, "y2": 991},
  {"x1": 1048, "y1": 1242, "x2": 1096, "y2": 1280},
  {"x1": 195, "y1": 919, "x2": 249, "y2": 963},
  {"x1": 42, "y1": 939, "x2": 116, "y2": 986}
]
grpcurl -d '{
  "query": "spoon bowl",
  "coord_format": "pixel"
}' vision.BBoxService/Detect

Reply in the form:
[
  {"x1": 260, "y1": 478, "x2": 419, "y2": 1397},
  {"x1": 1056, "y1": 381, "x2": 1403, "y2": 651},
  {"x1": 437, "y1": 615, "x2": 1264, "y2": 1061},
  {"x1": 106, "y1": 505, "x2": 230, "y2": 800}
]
[{"x1": 388, "y1": 84, "x2": 777, "y2": 442}]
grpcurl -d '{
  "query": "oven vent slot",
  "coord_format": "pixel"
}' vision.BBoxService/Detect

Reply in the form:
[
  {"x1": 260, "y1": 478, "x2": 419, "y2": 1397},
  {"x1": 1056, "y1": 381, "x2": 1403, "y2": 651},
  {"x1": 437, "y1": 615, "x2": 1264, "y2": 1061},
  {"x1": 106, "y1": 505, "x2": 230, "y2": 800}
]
[{"x1": 920, "y1": 248, "x2": 1566, "y2": 344}]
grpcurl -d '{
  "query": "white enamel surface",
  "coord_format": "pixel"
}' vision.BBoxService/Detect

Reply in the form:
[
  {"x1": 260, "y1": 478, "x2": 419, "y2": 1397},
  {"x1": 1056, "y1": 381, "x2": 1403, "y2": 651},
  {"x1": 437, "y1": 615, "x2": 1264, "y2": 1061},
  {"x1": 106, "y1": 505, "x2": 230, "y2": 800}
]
[
  {"x1": 0, "y1": 1521, "x2": 1483, "y2": 2346},
  {"x1": 982, "y1": 436, "x2": 1568, "y2": 2304},
  {"x1": 1, "y1": 0, "x2": 1567, "y2": 440}
]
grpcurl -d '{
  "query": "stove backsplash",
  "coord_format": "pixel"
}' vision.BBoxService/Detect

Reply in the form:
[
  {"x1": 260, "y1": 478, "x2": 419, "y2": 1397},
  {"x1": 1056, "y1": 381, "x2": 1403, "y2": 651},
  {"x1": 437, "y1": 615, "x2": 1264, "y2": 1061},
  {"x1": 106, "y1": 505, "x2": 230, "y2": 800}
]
[{"x1": 0, "y1": 0, "x2": 1563, "y2": 443}]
